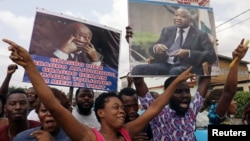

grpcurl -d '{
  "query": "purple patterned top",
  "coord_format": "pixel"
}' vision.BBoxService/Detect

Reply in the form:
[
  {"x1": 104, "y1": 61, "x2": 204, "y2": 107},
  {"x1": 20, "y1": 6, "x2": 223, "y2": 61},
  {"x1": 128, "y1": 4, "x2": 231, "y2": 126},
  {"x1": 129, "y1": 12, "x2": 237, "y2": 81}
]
[{"x1": 139, "y1": 91, "x2": 204, "y2": 141}]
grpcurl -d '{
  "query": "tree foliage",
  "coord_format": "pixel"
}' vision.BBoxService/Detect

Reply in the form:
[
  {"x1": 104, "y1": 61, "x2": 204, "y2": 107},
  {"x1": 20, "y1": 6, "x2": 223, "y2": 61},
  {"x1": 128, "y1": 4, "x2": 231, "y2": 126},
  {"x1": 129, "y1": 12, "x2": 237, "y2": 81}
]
[{"x1": 234, "y1": 91, "x2": 250, "y2": 118}]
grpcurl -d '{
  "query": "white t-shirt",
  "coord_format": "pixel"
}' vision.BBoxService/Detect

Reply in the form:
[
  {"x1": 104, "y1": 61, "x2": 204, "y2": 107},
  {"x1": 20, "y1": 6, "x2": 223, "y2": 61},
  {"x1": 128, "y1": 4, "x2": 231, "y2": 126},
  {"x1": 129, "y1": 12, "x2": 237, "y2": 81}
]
[
  {"x1": 72, "y1": 107, "x2": 100, "y2": 130},
  {"x1": 27, "y1": 109, "x2": 40, "y2": 122}
]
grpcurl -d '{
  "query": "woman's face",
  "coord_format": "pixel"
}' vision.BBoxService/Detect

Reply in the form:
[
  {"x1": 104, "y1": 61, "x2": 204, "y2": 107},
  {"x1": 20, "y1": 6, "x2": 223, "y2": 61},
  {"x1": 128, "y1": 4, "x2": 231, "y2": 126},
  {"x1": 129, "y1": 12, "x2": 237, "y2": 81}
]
[
  {"x1": 38, "y1": 103, "x2": 59, "y2": 132},
  {"x1": 228, "y1": 100, "x2": 237, "y2": 115},
  {"x1": 100, "y1": 97, "x2": 125, "y2": 129}
]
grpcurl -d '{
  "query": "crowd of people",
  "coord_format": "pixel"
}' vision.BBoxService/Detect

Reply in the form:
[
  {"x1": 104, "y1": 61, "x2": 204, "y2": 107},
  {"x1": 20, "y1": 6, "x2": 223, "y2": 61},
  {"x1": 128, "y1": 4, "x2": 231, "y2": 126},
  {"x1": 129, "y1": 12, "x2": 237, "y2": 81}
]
[
  {"x1": 0, "y1": 36, "x2": 249, "y2": 141},
  {"x1": 0, "y1": 10, "x2": 249, "y2": 140},
  {"x1": 2, "y1": 37, "x2": 195, "y2": 141}
]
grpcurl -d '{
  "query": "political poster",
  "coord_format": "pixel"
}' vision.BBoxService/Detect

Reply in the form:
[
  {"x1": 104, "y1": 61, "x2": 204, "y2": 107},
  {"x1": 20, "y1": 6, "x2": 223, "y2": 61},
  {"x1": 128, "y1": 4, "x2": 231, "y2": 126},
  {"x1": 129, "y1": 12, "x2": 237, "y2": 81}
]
[
  {"x1": 143, "y1": 0, "x2": 210, "y2": 7},
  {"x1": 128, "y1": 0, "x2": 219, "y2": 77},
  {"x1": 26, "y1": 8, "x2": 121, "y2": 91}
]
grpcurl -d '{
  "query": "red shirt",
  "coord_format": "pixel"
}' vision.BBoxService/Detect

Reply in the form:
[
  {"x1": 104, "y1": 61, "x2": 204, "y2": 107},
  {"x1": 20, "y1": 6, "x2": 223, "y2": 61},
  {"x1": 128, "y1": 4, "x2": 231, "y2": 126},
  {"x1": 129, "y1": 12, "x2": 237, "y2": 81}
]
[{"x1": 0, "y1": 120, "x2": 40, "y2": 141}]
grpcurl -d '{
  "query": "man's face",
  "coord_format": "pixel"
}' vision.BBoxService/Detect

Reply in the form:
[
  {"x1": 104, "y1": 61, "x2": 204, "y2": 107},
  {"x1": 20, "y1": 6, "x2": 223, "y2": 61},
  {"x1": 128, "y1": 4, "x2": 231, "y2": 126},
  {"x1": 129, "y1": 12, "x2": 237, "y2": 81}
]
[
  {"x1": 76, "y1": 89, "x2": 94, "y2": 115},
  {"x1": 5, "y1": 94, "x2": 28, "y2": 121},
  {"x1": 121, "y1": 94, "x2": 139, "y2": 122},
  {"x1": 74, "y1": 27, "x2": 92, "y2": 42},
  {"x1": 169, "y1": 81, "x2": 191, "y2": 116},
  {"x1": 26, "y1": 87, "x2": 37, "y2": 103},
  {"x1": 71, "y1": 24, "x2": 92, "y2": 52},
  {"x1": 173, "y1": 8, "x2": 192, "y2": 28}
]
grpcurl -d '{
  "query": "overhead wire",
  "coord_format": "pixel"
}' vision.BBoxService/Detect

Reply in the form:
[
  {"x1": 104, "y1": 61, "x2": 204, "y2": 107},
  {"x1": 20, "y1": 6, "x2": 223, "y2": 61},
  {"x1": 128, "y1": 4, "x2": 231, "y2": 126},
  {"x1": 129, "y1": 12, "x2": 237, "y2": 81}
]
[
  {"x1": 216, "y1": 18, "x2": 250, "y2": 33},
  {"x1": 215, "y1": 8, "x2": 250, "y2": 54},
  {"x1": 215, "y1": 9, "x2": 250, "y2": 28}
]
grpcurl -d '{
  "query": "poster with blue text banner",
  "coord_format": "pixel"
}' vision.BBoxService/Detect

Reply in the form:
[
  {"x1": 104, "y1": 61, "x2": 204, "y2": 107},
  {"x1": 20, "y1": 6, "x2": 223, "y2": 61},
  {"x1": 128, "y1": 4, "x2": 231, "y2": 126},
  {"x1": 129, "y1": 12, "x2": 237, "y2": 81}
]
[
  {"x1": 142, "y1": 0, "x2": 210, "y2": 7},
  {"x1": 25, "y1": 8, "x2": 121, "y2": 91},
  {"x1": 128, "y1": 0, "x2": 219, "y2": 77}
]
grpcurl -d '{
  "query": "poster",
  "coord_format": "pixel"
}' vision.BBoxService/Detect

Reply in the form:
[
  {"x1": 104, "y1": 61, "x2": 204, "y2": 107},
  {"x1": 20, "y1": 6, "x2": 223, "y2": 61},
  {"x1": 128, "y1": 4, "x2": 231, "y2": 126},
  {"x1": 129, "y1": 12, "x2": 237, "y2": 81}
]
[
  {"x1": 128, "y1": 0, "x2": 219, "y2": 76},
  {"x1": 25, "y1": 8, "x2": 121, "y2": 91},
  {"x1": 142, "y1": 0, "x2": 210, "y2": 7}
]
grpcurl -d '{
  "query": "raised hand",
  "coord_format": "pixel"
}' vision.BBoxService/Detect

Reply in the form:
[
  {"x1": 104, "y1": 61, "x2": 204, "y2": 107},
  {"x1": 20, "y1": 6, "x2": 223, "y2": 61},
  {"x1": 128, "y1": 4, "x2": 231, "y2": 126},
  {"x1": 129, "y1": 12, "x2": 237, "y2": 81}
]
[
  {"x1": 59, "y1": 35, "x2": 78, "y2": 54},
  {"x1": 176, "y1": 66, "x2": 195, "y2": 83},
  {"x1": 233, "y1": 39, "x2": 248, "y2": 61},
  {"x1": 3, "y1": 38, "x2": 33, "y2": 68},
  {"x1": 229, "y1": 38, "x2": 249, "y2": 68},
  {"x1": 7, "y1": 64, "x2": 18, "y2": 75}
]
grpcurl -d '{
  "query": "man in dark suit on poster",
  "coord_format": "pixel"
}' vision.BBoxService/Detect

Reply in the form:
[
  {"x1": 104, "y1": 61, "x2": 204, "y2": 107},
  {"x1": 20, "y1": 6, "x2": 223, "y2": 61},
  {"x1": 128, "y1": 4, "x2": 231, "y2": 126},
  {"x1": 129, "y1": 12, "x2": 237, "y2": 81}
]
[{"x1": 131, "y1": 7, "x2": 217, "y2": 75}]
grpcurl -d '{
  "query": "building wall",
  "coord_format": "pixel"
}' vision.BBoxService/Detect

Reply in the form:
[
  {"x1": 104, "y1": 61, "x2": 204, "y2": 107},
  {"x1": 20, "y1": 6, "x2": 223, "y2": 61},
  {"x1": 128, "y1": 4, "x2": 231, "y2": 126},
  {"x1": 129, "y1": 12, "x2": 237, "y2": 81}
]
[{"x1": 211, "y1": 57, "x2": 249, "y2": 84}]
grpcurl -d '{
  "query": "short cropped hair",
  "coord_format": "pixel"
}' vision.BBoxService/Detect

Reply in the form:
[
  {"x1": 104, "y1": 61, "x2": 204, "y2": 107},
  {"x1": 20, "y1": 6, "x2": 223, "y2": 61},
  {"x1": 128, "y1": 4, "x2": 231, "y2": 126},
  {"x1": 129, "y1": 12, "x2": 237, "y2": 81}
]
[
  {"x1": 6, "y1": 89, "x2": 27, "y2": 101},
  {"x1": 164, "y1": 77, "x2": 177, "y2": 90},
  {"x1": 94, "y1": 92, "x2": 118, "y2": 122},
  {"x1": 118, "y1": 87, "x2": 137, "y2": 100},
  {"x1": 75, "y1": 88, "x2": 94, "y2": 98}
]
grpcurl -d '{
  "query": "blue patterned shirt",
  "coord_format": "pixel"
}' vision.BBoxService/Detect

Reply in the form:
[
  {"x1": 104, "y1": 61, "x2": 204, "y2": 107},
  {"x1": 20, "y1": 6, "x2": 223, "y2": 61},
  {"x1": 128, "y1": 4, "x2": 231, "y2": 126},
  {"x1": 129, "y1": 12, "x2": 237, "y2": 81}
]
[
  {"x1": 139, "y1": 91, "x2": 204, "y2": 141},
  {"x1": 208, "y1": 103, "x2": 232, "y2": 125}
]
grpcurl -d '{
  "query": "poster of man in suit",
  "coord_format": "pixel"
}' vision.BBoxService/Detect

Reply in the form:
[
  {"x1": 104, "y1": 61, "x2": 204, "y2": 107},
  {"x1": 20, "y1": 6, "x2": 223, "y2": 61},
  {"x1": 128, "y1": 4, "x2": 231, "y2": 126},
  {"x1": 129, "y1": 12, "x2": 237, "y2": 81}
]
[
  {"x1": 128, "y1": 0, "x2": 219, "y2": 76},
  {"x1": 26, "y1": 8, "x2": 121, "y2": 91},
  {"x1": 147, "y1": 0, "x2": 210, "y2": 6}
]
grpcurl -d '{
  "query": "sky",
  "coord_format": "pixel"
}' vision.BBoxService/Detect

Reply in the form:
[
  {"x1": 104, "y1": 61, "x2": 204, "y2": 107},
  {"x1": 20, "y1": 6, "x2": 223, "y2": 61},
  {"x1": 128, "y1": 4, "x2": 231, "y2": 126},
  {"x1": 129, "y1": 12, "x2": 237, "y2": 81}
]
[{"x1": 0, "y1": 0, "x2": 249, "y2": 93}]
